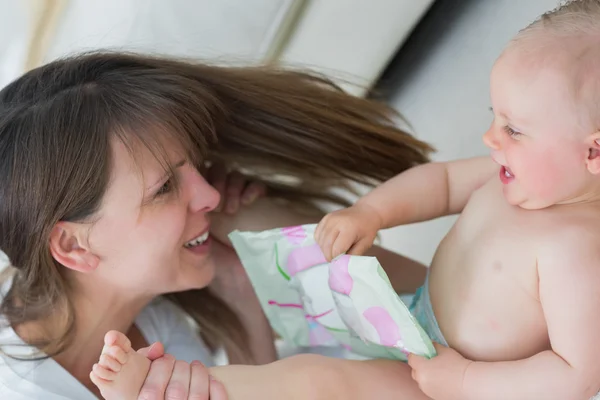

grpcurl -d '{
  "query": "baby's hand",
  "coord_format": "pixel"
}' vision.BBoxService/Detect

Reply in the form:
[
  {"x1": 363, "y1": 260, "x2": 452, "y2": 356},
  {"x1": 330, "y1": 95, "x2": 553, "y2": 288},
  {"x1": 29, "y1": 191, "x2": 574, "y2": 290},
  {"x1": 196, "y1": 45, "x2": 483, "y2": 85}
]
[
  {"x1": 315, "y1": 202, "x2": 382, "y2": 261},
  {"x1": 408, "y1": 343, "x2": 471, "y2": 400}
]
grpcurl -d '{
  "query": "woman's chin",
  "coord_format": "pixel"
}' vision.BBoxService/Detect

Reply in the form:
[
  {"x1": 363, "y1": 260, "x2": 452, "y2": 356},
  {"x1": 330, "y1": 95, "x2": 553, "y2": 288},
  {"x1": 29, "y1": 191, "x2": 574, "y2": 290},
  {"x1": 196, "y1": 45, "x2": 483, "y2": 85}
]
[{"x1": 180, "y1": 261, "x2": 216, "y2": 291}]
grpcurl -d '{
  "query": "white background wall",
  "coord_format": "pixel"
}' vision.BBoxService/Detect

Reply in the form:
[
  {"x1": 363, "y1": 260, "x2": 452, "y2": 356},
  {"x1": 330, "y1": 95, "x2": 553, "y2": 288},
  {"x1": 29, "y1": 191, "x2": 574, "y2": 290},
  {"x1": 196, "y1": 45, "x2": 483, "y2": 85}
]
[{"x1": 0, "y1": 0, "x2": 298, "y2": 88}]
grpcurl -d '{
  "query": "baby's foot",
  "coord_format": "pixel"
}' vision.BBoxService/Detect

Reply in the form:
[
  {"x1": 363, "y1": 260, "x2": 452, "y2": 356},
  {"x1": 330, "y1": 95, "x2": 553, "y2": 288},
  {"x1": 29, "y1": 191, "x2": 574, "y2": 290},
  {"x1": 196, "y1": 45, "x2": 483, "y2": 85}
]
[{"x1": 90, "y1": 330, "x2": 151, "y2": 400}]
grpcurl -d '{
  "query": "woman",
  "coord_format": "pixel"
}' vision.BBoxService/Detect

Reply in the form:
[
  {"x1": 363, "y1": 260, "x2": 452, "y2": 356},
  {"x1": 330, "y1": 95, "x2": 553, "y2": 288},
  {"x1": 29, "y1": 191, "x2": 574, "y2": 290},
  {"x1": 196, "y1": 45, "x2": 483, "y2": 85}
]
[{"x1": 0, "y1": 52, "x2": 431, "y2": 399}]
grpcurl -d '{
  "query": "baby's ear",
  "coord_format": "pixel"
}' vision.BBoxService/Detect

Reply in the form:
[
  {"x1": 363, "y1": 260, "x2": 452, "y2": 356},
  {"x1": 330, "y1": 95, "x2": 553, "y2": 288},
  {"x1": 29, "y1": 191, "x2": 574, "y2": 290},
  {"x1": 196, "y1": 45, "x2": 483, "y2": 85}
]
[{"x1": 586, "y1": 132, "x2": 600, "y2": 175}]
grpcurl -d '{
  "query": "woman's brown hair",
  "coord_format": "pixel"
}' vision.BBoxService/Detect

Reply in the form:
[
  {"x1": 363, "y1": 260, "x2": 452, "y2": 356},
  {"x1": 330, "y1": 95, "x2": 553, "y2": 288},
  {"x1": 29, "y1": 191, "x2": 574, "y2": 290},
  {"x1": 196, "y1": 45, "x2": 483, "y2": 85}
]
[{"x1": 0, "y1": 52, "x2": 432, "y2": 362}]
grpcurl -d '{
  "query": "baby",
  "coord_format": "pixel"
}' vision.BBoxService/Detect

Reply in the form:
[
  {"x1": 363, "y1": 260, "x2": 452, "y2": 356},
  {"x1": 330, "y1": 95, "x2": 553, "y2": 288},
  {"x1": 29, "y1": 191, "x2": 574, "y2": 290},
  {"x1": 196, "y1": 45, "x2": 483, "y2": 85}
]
[
  {"x1": 91, "y1": 1, "x2": 600, "y2": 399},
  {"x1": 317, "y1": 0, "x2": 600, "y2": 398}
]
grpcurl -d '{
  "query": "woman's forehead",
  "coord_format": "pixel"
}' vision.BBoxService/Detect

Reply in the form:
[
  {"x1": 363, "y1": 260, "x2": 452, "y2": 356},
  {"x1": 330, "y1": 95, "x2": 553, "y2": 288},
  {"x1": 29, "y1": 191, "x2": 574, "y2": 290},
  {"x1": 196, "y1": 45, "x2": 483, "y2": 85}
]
[
  {"x1": 108, "y1": 136, "x2": 187, "y2": 191},
  {"x1": 113, "y1": 134, "x2": 188, "y2": 167}
]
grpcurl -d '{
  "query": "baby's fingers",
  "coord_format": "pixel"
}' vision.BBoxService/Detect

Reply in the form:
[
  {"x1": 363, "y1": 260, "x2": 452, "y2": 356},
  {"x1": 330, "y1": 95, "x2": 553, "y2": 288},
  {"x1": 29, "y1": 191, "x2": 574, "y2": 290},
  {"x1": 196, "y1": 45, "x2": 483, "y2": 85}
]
[
  {"x1": 314, "y1": 215, "x2": 330, "y2": 246},
  {"x1": 330, "y1": 231, "x2": 355, "y2": 260},
  {"x1": 348, "y1": 236, "x2": 373, "y2": 256},
  {"x1": 320, "y1": 228, "x2": 340, "y2": 262}
]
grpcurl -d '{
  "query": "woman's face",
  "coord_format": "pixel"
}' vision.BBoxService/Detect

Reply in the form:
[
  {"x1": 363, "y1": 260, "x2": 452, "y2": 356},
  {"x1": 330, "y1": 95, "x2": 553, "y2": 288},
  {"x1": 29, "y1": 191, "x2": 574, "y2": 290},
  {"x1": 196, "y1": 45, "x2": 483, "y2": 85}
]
[{"x1": 86, "y1": 138, "x2": 220, "y2": 297}]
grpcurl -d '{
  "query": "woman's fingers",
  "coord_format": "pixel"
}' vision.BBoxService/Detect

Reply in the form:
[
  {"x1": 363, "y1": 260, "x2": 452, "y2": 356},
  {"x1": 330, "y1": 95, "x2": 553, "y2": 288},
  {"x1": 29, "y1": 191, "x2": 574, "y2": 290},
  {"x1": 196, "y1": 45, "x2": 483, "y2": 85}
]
[
  {"x1": 164, "y1": 360, "x2": 191, "y2": 400},
  {"x1": 207, "y1": 163, "x2": 228, "y2": 212},
  {"x1": 209, "y1": 377, "x2": 229, "y2": 400},
  {"x1": 224, "y1": 171, "x2": 246, "y2": 214},
  {"x1": 241, "y1": 181, "x2": 266, "y2": 206},
  {"x1": 206, "y1": 162, "x2": 266, "y2": 214},
  {"x1": 137, "y1": 354, "x2": 176, "y2": 400},
  {"x1": 188, "y1": 361, "x2": 210, "y2": 399}
]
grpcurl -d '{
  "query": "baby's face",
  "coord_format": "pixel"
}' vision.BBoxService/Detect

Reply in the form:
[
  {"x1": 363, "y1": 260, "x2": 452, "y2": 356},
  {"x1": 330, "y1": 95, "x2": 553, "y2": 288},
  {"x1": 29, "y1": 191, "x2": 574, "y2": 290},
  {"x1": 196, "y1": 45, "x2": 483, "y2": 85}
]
[{"x1": 483, "y1": 47, "x2": 597, "y2": 209}]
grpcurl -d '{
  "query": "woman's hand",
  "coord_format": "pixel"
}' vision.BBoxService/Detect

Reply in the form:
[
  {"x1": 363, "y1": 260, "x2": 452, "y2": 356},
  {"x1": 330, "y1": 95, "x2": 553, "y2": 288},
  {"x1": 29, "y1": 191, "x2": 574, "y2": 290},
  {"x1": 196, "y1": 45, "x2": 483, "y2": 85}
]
[
  {"x1": 208, "y1": 238, "x2": 277, "y2": 365},
  {"x1": 136, "y1": 343, "x2": 228, "y2": 399},
  {"x1": 205, "y1": 165, "x2": 277, "y2": 364},
  {"x1": 206, "y1": 163, "x2": 266, "y2": 215},
  {"x1": 205, "y1": 164, "x2": 267, "y2": 305}
]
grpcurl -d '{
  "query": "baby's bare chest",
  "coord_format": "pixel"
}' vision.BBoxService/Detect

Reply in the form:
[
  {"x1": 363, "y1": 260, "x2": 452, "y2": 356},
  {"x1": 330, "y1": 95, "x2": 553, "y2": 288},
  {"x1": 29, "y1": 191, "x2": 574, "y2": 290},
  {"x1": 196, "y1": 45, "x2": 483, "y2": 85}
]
[{"x1": 429, "y1": 181, "x2": 550, "y2": 361}]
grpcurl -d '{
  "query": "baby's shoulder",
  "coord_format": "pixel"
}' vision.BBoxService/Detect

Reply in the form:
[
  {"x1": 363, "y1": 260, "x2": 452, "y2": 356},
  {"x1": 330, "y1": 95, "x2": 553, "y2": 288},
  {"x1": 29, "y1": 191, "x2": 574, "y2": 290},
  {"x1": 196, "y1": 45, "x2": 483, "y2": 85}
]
[
  {"x1": 538, "y1": 204, "x2": 600, "y2": 240},
  {"x1": 534, "y1": 207, "x2": 600, "y2": 272}
]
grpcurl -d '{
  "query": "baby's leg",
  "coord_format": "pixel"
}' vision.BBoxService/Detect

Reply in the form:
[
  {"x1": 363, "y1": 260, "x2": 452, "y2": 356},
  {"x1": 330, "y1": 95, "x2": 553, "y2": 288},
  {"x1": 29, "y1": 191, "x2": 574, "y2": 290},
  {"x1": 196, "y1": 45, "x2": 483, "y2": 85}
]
[{"x1": 90, "y1": 330, "x2": 151, "y2": 400}]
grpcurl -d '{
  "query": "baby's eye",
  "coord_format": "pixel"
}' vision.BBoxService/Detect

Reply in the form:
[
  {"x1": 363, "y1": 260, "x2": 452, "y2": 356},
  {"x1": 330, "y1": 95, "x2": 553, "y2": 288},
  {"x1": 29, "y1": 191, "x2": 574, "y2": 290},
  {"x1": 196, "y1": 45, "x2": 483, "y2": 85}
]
[
  {"x1": 502, "y1": 125, "x2": 522, "y2": 139},
  {"x1": 155, "y1": 179, "x2": 173, "y2": 197}
]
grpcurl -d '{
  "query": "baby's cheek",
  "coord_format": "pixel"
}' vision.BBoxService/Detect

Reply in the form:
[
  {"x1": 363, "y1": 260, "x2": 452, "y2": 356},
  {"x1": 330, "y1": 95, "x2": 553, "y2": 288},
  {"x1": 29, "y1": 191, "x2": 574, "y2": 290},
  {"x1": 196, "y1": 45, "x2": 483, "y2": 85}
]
[{"x1": 526, "y1": 152, "x2": 581, "y2": 200}]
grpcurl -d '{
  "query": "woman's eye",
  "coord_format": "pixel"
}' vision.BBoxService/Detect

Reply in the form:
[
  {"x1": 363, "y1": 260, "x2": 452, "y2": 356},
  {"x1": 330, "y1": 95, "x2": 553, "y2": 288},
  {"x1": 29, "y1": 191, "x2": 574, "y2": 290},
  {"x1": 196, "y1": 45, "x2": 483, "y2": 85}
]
[
  {"x1": 155, "y1": 179, "x2": 172, "y2": 197},
  {"x1": 503, "y1": 125, "x2": 522, "y2": 138}
]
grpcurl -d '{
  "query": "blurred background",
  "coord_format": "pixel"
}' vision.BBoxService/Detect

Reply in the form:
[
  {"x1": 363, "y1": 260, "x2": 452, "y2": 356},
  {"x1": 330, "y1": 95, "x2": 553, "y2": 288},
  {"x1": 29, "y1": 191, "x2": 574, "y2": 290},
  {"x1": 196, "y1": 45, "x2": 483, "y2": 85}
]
[{"x1": 0, "y1": 0, "x2": 562, "y2": 268}]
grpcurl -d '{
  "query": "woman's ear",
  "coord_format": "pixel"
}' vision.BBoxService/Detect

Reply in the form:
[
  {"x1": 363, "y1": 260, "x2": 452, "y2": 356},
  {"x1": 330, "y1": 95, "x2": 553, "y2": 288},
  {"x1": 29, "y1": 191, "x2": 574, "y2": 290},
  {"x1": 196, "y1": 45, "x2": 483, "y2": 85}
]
[
  {"x1": 49, "y1": 222, "x2": 99, "y2": 273},
  {"x1": 586, "y1": 132, "x2": 600, "y2": 175}
]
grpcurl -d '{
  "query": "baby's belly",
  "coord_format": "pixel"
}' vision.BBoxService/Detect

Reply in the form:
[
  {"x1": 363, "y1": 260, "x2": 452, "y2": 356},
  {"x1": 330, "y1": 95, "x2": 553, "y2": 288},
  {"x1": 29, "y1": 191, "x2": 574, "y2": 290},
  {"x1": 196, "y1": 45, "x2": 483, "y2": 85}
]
[{"x1": 429, "y1": 267, "x2": 550, "y2": 362}]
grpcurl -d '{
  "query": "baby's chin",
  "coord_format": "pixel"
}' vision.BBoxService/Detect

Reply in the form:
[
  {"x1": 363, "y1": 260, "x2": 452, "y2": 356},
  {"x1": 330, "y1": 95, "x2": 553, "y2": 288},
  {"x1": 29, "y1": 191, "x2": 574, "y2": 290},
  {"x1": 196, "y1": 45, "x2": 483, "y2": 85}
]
[{"x1": 502, "y1": 189, "x2": 552, "y2": 210}]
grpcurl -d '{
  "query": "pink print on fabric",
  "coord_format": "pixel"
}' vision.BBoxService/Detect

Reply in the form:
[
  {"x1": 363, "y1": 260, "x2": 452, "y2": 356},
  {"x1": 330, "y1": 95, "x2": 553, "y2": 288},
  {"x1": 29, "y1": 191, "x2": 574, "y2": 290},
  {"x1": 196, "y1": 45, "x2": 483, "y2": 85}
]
[
  {"x1": 267, "y1": 300, "x2": 303, "y2": 310},
  {"x1": 328, "y1": 255, "x2": 353, "y2": 295},
  {"x1": 363, "y1": 307, "x2": 402, "y2": 347},
  {"x1": 307, "y1": 318, "x2": 336, "y2": 346},
  {"x1": 286, "y1": 244, "x2": 327, "y2": 276},
  {"x1": 268, "y1": 300, "x2": 338, "y2": 346},
  {"x1": 281, "y1": 226, "x2": 307, "y2": 245}
]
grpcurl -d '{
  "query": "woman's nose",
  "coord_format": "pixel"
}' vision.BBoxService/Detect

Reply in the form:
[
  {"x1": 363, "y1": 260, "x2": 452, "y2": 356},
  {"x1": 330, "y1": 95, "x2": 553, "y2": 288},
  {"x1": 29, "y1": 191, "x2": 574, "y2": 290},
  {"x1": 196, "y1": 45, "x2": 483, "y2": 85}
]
[
  {"x1": 186, "y1": 166, "x2": 220, "y2": 213},
  {"x1": 483, "y1": 128, "x2": 501, "y2": 150}
]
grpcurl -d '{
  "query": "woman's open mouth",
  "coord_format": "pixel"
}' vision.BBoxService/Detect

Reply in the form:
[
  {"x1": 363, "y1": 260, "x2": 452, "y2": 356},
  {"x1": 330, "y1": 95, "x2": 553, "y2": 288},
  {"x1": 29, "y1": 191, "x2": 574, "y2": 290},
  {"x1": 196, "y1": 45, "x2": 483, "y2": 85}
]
[
  {"x1": 184, "y1": 230, "x2": 211, "y2": 255},
  {"x1": 184, "y1": 231, "x2": 209, "y2": 248}
]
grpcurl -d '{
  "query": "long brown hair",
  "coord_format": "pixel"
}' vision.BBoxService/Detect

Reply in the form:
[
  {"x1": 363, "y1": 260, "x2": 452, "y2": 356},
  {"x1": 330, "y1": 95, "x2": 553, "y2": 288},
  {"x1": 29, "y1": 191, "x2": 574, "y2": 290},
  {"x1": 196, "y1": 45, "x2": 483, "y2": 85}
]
[{"x1": 0, "y1": 52, "x2": 432, "y2": 362}]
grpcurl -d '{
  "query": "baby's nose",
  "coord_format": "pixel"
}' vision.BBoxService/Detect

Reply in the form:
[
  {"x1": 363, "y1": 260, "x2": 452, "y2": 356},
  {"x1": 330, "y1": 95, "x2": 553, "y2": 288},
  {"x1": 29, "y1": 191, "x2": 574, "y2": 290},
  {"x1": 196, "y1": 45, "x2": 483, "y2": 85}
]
[{"x1": 483, "y1": 128, "x2": 501, "y2": 150}]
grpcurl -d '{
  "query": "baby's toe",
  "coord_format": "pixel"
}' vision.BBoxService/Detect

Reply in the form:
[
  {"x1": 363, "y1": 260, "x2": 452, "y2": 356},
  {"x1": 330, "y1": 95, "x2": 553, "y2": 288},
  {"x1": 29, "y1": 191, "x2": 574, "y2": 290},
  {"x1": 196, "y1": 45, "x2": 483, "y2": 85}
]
[
  {"x1": 92, "y1": 363, "x2": 117, "y2": 381},
  {"x1": 99, "y1": 353, "x2": 122, "y2": 372},
  {"x1": 104, "y1": 330, "x2": 132, "y2": 352},
  {"x1": 104, "y1": 344, "x2": 128, "y2": 365},
  {"x1": 89, "y1": 369, "x2": 110, "y2": 385}
]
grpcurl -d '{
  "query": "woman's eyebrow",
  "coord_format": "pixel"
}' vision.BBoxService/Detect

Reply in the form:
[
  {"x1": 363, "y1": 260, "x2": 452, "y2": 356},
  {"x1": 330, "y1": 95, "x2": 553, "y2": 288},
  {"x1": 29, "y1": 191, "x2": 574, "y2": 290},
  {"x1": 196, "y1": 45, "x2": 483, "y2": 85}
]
[{"x1": 146, "y1": 159, "x2": 186, "y2": 190}]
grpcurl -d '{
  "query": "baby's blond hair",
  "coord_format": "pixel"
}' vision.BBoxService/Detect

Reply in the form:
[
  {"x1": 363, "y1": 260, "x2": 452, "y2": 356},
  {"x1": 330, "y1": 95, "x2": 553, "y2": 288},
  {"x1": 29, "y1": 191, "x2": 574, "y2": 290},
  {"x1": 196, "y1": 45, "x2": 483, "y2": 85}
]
[
  {"x1": 506, "y1": 1, "x2": 600, "y2": 128},
  {"x1": 518, "y1": 0, "x2": 600, "y2": 39}
]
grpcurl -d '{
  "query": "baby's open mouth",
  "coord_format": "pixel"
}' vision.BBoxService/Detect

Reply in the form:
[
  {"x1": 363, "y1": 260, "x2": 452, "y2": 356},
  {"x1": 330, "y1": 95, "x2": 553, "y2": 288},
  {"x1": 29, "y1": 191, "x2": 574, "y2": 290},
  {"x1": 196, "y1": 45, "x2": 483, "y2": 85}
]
[{"x1": 499, "y1": 165, "x2": 515, "y2": 184}]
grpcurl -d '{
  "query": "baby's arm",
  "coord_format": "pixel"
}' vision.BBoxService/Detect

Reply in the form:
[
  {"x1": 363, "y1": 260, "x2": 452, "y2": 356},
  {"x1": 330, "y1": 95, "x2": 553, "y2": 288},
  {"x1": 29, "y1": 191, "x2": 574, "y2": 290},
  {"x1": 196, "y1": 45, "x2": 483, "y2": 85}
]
[
  {"x1": 357, "y1": 156, "x2": 497, "y2": 227},
  {"x1": 459, "y1": 227, "x2": 600, "y2": 400},
  {"x1": 316, "y1": 157, "x2": 497, "y2": 259}
]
